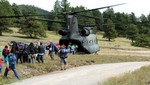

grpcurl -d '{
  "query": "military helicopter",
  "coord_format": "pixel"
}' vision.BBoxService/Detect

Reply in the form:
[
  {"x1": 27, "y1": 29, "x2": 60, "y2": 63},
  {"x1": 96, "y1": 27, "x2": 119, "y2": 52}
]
[
  {"x1": 49, "y1": 3, "x2": 125, "y2": 53},
  {"x1": 0, "y1": 3, "x2": 125, "y2": 54}
]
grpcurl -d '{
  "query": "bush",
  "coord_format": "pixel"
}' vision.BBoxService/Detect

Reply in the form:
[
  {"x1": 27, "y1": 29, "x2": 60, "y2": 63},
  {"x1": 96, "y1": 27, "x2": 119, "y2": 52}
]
[{"x1": 132, "y1": 34, "x2": 150, "y2": 47}]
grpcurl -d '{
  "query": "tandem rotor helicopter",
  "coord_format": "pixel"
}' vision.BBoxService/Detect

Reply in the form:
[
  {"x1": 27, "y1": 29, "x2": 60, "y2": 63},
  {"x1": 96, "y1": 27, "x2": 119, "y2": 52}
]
[{"x1": 0, "y1": 3, "x2": 125, "y2": 54}]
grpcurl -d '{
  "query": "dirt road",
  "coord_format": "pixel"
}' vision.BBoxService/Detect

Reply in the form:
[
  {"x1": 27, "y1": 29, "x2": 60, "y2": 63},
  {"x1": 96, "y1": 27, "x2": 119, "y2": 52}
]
[{"x1": 9, "y1": 62, "x2": 150, "y2": 85}]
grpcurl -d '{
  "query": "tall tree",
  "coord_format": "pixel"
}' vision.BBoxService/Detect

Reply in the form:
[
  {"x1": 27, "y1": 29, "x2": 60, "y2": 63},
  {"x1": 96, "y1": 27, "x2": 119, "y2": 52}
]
[
  {"x1": 103, "y1": 8, "x2": 116, "y2": 33},
  {"x1": 53, "y1": 0, "x2": 61, "y2": 14},
  {"x1": 11, "y1": 3, "x2": 23, "y2": 27},
  {"x1": 103, "y1": 19, "x2": 117, "y2": 41},
  {"x1": 20, "y1": 20, "x2": 46, "y2": 38},
  {"x1": 147, "y1": 14, "x2": 150, "y2": 21},
  {"x1": 17, "y1": 4, "x2": 47, "y2": 38},
  {"x1": 103, "y1": 8, "x2": 115, "y2": 23},
  {"x1": 139, "y1": 14, "x2": 149, "y2": 27},
  {"x1": 126, "y1": 24, "x2": 138, "y2": 42},
  {"x1": 114, "y1": 12, "x2": 128, "y2": 36},
  {"x1": 73, "y1": 6, "x2": 86, "y2": 26},
  {"x1": 48, "y1": 0, "x2": 67, "y2": 33},
  {"x1": 128, "y1": 12, "x2": 137, "y2": 24},
  {"x1": 60, "y1": 0, "x2": 71, "y2": 12},
  {"x1": 92, "y1": 11, "x2": 103, "y2": 31},
  {"x1": 139, "y1": 14, "x2": 148, "y2": 22},
  {"x1": 0, "y1": 0, "x2": 13, "y2": 35}
]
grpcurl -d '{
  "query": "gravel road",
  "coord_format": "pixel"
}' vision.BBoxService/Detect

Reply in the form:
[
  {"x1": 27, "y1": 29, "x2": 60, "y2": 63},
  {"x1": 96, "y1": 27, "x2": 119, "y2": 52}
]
[{"x1": 9, "y1": 62, "x2": 150, "y2": 85}]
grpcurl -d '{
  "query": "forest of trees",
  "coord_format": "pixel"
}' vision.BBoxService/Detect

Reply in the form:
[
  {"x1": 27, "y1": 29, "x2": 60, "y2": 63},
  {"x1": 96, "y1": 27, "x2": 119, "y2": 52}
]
[{"x1": 0, "y1": 0, "x2": 150, "y2": 47}]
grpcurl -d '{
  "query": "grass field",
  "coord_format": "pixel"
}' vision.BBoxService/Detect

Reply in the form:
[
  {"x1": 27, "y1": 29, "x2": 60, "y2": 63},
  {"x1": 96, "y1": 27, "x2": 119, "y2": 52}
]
[
  {"x1": 102, "y1": 66, "x2": 150, "y2": 85},
  {"x1": 0, "y1": 28, "x2": 149, "y2": 85}
]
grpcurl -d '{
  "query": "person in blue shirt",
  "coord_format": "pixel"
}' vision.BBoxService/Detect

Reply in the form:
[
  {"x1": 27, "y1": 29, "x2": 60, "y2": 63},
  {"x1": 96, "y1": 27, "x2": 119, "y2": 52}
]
[
  {"x1": 48, "y1": 40, "x2": 58, "y2": 60},
  {"x1": 3, "y1": 51, "x2": 20, "y2": 80},
  {"x1": 58, "y1": 44, "x2": 71, "y2": 70}
]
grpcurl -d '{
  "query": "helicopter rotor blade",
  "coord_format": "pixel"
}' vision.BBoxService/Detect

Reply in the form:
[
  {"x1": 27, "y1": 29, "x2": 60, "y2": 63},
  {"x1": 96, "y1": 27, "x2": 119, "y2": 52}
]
[
  {"x1": 77, "y1": 14, "x2": 101, "y2": 19},
  {"x1": 0, "y1": 14, "x2": 47, "y2": 19},
  {"x1": 29, "y1": 18, "x2": 66, "y2": 24},
  {"x1": 79, "y1": 23, "x2": 120, "y2": 27},
  {"x1": 67, "y1": 3, "x2": 126, "y2": 15}
]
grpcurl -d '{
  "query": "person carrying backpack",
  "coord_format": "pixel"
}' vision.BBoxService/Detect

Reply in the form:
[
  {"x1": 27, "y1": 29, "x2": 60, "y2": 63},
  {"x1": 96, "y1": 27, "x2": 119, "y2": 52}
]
[
  {"x1": 2, "y1": 45, "x2": 10, "y2": 62},
  {"x1": 48, "y1": 40, "x2": 57, "y2": 60},
  {"x1": 3, "y1": 51, "x2": 20, "y2": 80},
  {"x1": 58, "y1": 44, "x2": 71, "y2": 70}
]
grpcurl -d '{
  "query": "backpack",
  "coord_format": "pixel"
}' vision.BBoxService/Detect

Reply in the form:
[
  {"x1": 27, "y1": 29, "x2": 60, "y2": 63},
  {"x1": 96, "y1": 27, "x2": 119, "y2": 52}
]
[
  {"x1": 46, "y1": 45, "x2": 49, "y2": 50},
  {"x1": 34, "y1": 46, "x2": 38, "y2": 53},
  {"x1": 18, "y1": 42, "x2": 24, "y2": 50},
  {"x1": 8, "y1": 54, "x2": 16, "y2": 65},
  {"x1": 2, "y1": 49, "x2": 9, "y2": 56},
  {"x1": 59, "y1": 48, "x2": 70, "y2": 59},
  {"x1": 54, "y1": 45, "x2": 58, "y2": 53}
]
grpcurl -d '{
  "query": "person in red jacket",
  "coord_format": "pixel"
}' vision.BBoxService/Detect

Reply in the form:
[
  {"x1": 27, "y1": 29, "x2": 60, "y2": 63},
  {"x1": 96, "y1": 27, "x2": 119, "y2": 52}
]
[
  {"x1": 2, "y1": 45, "x2": 10, "y2": 62},
  {"x1": 0, "y1": 58, "x2": 3, "y2": 73}
]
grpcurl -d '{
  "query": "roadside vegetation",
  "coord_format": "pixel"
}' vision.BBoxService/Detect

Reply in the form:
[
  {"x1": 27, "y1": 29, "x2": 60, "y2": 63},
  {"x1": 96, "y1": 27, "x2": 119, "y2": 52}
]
[{"x1": 102, "y1": 66, "x2": 150, "y2": 85}]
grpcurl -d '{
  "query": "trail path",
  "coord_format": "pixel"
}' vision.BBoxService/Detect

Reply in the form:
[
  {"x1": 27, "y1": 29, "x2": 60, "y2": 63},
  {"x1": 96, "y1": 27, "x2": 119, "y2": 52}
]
[{"x1": 9, "y1": 62, "x2": 150, "y2": 85}]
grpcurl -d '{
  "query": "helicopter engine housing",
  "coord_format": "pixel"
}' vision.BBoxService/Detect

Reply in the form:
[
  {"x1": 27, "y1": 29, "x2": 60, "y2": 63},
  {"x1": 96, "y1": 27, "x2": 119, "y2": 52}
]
[
  {"x1": 81, "y1": 27, "x2": 93, "y2": 36},
  {"x1": 58, "y1": 30, "x2": 68, "y2": 36}
]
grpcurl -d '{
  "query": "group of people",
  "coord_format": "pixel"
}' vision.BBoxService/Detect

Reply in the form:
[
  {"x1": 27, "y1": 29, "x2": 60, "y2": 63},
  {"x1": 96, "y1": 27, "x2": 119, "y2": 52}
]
[{"x1": 0, "y1": 40, "x2": 78, "y2": 80}]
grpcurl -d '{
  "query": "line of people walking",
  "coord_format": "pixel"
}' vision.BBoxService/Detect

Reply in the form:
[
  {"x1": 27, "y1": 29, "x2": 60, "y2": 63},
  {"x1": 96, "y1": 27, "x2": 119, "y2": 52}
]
[{"x1": 0, "y1": 40, "x2": 78, "y2": 80}]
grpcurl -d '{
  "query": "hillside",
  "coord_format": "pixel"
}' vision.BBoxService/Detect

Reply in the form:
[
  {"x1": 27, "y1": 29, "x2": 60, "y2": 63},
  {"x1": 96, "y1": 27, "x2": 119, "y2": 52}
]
[{"x1": 18, "y1": 5, "x2": 50, "y2": 15}]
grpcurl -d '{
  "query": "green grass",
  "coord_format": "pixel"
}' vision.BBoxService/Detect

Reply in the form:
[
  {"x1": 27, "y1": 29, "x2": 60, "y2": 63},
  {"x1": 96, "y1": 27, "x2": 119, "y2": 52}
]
[
  {"x1": 0, "y1": 28, "x2": 149, "y2": 85},
  {"x1": 102, "y1": 66, "x2": 150, "y2": 85}
]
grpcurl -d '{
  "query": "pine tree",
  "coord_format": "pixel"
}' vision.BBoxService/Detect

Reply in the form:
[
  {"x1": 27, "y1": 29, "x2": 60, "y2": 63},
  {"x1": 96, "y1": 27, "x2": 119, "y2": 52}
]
[
  {"x1": 103, "y1": 19, "x2": 117, "y2": 41},
  {"x1": 20, "y1": 20, "x2": 46, "y2": 38},
  {"x1": 0, "y1": 0, "x2": 13, "y2": 35},
  {"x1": 126, "y1": 24, "x2": 138, "y2": 42}
]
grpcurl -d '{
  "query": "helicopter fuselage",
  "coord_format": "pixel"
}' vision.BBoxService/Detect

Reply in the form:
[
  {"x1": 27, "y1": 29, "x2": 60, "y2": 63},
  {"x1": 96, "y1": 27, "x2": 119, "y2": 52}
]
[{"x1": 59, "y1": 15, "x2": 100, "y2": 53}]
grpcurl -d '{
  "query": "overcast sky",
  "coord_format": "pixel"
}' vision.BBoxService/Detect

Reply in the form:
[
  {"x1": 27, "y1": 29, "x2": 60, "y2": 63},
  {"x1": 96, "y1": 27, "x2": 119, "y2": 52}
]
[{"x1": 8, "y1": 0, "x2": 150, "y2": 17}]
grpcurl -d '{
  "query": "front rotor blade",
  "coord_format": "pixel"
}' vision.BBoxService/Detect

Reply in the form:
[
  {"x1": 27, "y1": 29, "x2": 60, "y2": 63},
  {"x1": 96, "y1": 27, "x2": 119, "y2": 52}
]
[
  {"x1": 29, "y1": 18, "x2": 66, "y2": 23},
  {"x1": 0, "y1": 15, "x2": 47, "y2": 19}
]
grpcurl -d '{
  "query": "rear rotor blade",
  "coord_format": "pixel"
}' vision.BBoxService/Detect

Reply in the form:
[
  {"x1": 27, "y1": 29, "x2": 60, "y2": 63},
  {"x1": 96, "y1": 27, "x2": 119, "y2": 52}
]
[{"x1": 77, "y1": 14, "x2": 101, "y2": 19}]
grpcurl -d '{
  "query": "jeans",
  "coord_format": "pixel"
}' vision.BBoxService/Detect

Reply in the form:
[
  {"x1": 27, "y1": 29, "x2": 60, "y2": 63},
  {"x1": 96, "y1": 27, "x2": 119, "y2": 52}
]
[
  {"x1": 37, "y1": 54, "x2": 44, "y2": 63},
  {"x1": 29, "y1": 54, "x2": 36, "y2": 64},
  {"x1": 4, "y1": 65, "x2": 20, "y2": 80},
  {"x1": 0, "y1": 66, "x2": 2, "y2": 73},
  {"x1": 49, "y1": 52, "x2": 55, "y2": 60}
]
